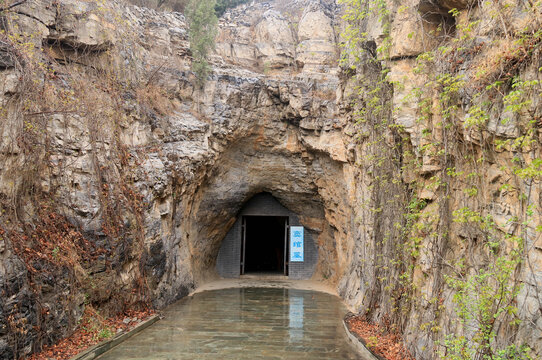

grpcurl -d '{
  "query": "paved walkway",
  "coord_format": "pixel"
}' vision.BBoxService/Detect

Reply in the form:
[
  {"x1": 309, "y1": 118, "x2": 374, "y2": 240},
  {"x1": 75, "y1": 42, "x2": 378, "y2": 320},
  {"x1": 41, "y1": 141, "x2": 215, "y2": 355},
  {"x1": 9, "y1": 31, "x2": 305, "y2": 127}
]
[
  {"x1": 192, "y1": 276, "x2": 341, "y2": 297},
  {"x1": 97, "y1": 281, "x2": 364, "y2": 359}
]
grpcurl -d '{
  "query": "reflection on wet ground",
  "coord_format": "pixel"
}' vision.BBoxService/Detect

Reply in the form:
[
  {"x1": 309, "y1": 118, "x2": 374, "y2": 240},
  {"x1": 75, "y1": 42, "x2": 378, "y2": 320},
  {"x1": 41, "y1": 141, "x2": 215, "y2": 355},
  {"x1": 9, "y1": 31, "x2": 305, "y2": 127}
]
[{"x1": 97, "y1": 287, "x2": 362, "y2": 359}]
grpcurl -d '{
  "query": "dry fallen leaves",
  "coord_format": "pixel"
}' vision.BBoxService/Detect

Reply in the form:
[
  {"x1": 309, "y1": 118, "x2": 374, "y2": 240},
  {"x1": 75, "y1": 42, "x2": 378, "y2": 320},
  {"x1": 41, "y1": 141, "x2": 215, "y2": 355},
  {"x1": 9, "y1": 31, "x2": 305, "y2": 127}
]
[
  {"x1": 346, "y1": 315, "x2": 414, "y2": 360},
  {"x1": 26, "y1": 309, "x2": 155, "y2": 360}
]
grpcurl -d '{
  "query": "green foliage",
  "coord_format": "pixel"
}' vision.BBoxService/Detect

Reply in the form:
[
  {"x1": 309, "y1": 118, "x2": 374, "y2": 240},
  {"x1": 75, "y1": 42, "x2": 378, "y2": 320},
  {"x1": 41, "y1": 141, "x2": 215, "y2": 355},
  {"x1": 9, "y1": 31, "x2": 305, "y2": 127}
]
[
  {"x1": 452, "y1": 207, "x2": 488, "y2": 225},
  {"x1": 503, "y1": 78, "x2": 538, "y2": 116},
  {"x1": 437, "y1": 73, "x2": 465, "y2": 121},
  {"x1": 82, "y1": 309, "x2": 115, "y2": 342},
  {"x1": 446, "y1": 203, "x2": 533, "y2": 359},
  {"x1": 52, "y1": 246, "x2": 60, "y2": 258},
  {"x1": 493, "y1": 345, "x2": 535, "y2": 360},
  {"x1": 97, "y1": 327, "x2": 114, "y2": 340},
  {"x1": 341, "y1": 1, "x2": 541, "y2": 359},
  {"x1": 339, "y1": 0, "x2": 391, "y2": 67},
  {"x1": 340, "y1": 0, "x2": 418, "y2": 335},
  {"x1": 464, "y1": 104, "x2": 489, "y2": 129},
  {"x1": 128, "y1": 0, "x2": 248, "y2": 14},
  {"x1": 186, "y1": 0, "x2": 218, "y2": 87},
  {"x1": 441, "y1": 336, "x2": 532, "y2": 360},
  {"x1": 514, "y1": 158, "x2": 542, "y2": 179},
  {"x1": 443, "y1": 336, "x2": 475, "y2": 360},
  {"x1": 444, "y1": 246, "x2": 525, "y2": 359}
]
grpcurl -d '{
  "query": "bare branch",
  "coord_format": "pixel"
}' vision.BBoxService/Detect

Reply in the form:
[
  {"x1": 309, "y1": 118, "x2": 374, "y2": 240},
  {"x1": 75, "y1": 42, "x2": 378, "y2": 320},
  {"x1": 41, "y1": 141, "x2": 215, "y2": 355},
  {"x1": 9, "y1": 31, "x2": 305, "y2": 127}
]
[{"x1": 0, "y1": 0, "x2": 27, "y2": 12}]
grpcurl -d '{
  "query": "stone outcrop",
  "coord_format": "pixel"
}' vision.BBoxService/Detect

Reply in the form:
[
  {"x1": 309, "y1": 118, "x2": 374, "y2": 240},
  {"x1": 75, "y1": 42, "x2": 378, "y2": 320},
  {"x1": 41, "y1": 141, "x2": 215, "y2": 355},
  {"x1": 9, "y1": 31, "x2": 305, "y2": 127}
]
[
  {"x1": 215, "y1": 0, "x2": 338, "y2": 74},
  {"x1": 0, "y1": 0, "x2": 540, "y2": 359}
]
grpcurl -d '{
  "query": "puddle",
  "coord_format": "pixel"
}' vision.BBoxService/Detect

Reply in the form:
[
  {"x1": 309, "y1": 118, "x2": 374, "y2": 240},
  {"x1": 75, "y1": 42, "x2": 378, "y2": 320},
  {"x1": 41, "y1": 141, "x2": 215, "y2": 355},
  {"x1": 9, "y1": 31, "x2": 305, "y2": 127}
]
[{"x1": 97, "y1": 287, "x2": 363, "y2": 359}]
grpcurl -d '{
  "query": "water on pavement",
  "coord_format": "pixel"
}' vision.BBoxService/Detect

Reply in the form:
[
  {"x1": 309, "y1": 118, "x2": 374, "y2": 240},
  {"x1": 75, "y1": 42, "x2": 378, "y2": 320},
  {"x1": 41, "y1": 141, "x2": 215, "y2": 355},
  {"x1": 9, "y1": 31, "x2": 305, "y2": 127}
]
[{"x1": 97, "y1": 287, "x2": 363, "y2": 359}]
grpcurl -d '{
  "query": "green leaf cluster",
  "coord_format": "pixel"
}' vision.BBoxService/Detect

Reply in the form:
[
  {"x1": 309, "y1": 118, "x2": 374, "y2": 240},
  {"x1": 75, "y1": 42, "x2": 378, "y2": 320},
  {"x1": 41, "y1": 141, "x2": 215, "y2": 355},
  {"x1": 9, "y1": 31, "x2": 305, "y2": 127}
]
[{"x1": 186, "y1": 0, "x2": 218, "y2": 87}]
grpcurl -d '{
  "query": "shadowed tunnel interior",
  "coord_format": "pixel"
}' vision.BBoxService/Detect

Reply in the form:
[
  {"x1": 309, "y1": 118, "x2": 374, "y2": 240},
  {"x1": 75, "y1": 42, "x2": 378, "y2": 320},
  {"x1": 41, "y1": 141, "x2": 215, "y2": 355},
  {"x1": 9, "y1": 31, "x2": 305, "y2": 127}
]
[{"x1": 243, "y1": 216, "x2": 287, "y2": 274}]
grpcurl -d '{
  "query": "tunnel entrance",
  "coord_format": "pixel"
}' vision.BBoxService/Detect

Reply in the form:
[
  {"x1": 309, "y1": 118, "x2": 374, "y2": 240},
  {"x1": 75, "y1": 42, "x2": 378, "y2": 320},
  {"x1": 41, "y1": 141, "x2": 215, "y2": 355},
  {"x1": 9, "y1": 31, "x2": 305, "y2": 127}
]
[
  {"x1": 241, "y1": 216, "x2": 288, "y2": 275},
  {"x1": 216, "y1": 192, "x2": 317, "y2": 280}
]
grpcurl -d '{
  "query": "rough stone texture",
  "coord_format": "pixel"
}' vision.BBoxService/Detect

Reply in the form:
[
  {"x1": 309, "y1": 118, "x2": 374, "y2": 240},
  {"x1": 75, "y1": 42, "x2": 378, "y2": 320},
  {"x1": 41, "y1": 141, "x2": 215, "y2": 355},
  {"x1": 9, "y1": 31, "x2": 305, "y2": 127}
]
[
  {"x1": 48, "y1": 0, "x2": 117, "y2": 51},
  {"x1": 389, "y1": 0, "x2": 444, "y2": 60},
  {"x1": 254, "y1": 10, "x2": 296, "y2": 69},
  {"x1": 296, "y1": 1, "x2": 338, "y2": 73},
  {"x1": 215, "y1": 0, "x2": 338, "y2": 74},
  {"x1": 0, "y1": 0, "x2": 540, "y2": 359}
]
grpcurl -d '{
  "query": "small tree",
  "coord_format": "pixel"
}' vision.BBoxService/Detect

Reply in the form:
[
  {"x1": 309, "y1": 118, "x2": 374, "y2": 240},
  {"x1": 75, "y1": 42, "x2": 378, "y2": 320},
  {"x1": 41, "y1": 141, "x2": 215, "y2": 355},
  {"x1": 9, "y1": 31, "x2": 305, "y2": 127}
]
[{"x1": 186, "y1": 0, "x2": 217, "y2": 88}]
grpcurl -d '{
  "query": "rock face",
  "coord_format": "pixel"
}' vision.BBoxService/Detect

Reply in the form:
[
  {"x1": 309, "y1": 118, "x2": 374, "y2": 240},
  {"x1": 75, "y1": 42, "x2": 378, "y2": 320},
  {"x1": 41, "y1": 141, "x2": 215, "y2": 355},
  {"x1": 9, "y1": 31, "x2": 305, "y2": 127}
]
[
  {"x1": 216, "y1": 0, "x2": 338, "y2": 74},
  {"x1": 0, "y1": 0, "x2": 540, "y2": 359}
]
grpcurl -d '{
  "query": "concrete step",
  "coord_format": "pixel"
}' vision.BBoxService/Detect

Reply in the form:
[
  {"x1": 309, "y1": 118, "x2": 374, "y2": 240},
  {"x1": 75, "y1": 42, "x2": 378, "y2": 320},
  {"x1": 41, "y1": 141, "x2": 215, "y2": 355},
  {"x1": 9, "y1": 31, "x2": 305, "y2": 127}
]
[{"x1": 240, "y1": 273, "x2": 289, "y2": 280}]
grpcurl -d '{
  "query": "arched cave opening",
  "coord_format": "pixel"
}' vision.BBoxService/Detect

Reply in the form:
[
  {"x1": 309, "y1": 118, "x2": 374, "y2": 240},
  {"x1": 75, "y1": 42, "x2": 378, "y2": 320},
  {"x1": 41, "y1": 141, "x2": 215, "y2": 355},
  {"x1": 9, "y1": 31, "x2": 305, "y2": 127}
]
[{"x1": 181, "y1": 136, "x2": 345, "y2": 289}]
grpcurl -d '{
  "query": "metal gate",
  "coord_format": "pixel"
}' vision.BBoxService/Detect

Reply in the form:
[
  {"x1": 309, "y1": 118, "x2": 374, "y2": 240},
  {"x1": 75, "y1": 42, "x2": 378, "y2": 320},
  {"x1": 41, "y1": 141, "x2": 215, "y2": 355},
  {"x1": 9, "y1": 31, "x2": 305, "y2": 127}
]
[
  {"x1": 240, "y1": 216, "x2": 289, "y2": 276},
  {"x1": 283, "y1": 217, "x2": 289, "y2": 276}
]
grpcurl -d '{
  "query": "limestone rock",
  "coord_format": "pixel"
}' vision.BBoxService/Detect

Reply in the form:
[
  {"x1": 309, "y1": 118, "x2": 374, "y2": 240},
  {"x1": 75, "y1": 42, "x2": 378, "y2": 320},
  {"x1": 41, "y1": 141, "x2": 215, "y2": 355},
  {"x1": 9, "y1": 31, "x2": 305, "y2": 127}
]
[
  {"x1": 17, "y1": 0, "x2": 57, "y2": 27},
  {"x1": 0, "y1": 42, "x2": 17, "y2": 69},
  {"x1": 388, "y1": 58, "x2": 425, "y2": 146},
  {"x1": 298, "y1": 4, "x2": 334, "y2": 42},
  {"x1": 216, "y1": 0, "x2": 339, "y2": 74},
  {"x1": 47, "y1": 0, "x2": 116, "y2": 51},
  {"x1": 390, "y1": 1, "x2": 443, "y2": 59},
  {"x1": 487, "y1": 165, "x2": 503, "y2": 184},
  {"x1": 254, "y1": 10, "x2": 296, "y2": 69},
  {"x1": 0, "y1": 1, "x2": 541, "y2": 359},
  {"x1": 491, "y1": 202, "x2": 518, "y2": 235},
  {"x1": 487, "y1": 110, "x2": 520, "y2": 138},
  {"x1": 296, "y1": 4, "x2": 337, "y2": 72},
  {"x1": 437, "y1": 0, "x2": 472, "y2": 10},
  {"x1": 419, "y1": 186, "x2": 436, "y2": 201},
  {"x1": 0, "y1": 71, "x2": 19, "y2": 94}
]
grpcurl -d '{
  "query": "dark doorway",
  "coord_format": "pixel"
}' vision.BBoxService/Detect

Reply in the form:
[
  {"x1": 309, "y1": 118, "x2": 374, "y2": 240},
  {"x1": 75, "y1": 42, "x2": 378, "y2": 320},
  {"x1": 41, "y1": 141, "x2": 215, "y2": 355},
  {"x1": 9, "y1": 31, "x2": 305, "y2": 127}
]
[{"x1": 241, "y1": 216, "x2": 288, "y2": 275}]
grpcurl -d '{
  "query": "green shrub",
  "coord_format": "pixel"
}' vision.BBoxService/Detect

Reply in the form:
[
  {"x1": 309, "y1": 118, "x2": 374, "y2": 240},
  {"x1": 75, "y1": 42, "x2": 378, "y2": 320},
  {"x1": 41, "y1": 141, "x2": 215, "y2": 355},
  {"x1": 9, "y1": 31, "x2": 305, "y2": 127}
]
[{"x1": 186, "y1": 0, "x2": 218, "y2": 87}]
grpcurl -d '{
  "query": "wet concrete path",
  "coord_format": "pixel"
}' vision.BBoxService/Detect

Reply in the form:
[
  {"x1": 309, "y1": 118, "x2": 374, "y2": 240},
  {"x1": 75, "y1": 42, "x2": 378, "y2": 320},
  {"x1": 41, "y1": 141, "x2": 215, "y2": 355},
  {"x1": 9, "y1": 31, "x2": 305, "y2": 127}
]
[{"x1": 98, "y1": 287, "x2": 363, "y2": 359}]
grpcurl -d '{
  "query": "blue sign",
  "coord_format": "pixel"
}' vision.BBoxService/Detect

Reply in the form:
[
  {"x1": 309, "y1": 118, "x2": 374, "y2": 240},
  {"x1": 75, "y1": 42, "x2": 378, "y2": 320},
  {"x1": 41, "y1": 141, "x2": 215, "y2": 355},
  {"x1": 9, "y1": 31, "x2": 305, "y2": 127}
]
[{"x1": 290, "y1": 226, "x2": 304, "y2": 262}]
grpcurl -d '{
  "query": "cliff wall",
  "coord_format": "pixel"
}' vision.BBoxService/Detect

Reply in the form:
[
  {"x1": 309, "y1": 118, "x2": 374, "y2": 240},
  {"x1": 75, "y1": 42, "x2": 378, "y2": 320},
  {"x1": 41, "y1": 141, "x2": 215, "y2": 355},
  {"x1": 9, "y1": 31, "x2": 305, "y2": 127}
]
[{"x1": 0, "y1": 0, "x2": 540, "y2": 359}]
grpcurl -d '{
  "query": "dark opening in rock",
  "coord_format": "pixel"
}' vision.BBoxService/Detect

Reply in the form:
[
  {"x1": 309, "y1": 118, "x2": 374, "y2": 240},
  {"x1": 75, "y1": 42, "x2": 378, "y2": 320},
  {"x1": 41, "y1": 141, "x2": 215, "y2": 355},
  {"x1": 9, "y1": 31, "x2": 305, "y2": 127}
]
[
  {"x1": 216, "y1": 193, "x2": 318, "y2": 280},
  {"x1": 243, "y1": 216, "x2": 288, "y2": 274},
  {"x1": 418, "y1": 0, "x2": 457, "y2": 40}
]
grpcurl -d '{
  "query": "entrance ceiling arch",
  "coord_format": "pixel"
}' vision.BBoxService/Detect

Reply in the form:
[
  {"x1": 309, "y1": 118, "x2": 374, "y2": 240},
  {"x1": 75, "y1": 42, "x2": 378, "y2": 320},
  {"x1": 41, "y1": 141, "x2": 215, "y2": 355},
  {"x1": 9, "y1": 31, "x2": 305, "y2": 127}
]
[{"x1": 186, "y1": 132, "x2": 330, "y2": 281}]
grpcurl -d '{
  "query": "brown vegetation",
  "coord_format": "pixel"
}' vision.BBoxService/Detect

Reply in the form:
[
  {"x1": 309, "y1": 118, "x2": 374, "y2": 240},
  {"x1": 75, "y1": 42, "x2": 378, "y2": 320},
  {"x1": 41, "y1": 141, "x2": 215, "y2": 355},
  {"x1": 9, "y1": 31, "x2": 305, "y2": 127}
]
[
  {"x1": 26, "y1": 308, "x2": 156, "y2": 360},
  {"x1": 345, "y1": 314, "x2": 415, "y2": 360}
]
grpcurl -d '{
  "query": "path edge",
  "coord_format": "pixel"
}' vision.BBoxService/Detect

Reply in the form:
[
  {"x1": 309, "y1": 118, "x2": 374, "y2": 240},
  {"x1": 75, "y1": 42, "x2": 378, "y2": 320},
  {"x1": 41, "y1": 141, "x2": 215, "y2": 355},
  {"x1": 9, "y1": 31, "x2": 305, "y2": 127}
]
[
  {"x1": 68, "y1": 314, "x2": 160, "y2": 360},
  {"x1": 343, "y1": 313, "x2": 386, "y2": 360}
]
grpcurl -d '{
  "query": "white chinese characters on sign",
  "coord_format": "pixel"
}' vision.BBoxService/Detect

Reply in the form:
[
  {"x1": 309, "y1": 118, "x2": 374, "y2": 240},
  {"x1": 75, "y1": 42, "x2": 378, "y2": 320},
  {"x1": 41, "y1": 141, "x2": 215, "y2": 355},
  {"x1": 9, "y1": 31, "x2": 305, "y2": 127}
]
[{"x1": 290, "y1": 226, "x2": 304, "y2": 262}]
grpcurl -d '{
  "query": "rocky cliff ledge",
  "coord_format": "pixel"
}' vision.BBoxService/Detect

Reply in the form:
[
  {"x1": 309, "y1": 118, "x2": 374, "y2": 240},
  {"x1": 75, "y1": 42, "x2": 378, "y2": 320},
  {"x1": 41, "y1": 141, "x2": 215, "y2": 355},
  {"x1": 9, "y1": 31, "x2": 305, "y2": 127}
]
[{"x1": 0, "y1": 0, "x2": 540, "y2": 359}]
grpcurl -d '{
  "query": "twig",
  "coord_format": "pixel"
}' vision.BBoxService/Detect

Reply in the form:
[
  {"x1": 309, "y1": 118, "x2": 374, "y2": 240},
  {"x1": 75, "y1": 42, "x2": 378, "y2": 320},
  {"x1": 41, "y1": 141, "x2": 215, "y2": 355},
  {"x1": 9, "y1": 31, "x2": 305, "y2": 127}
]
[
  {"x1": 0, "y1": 0, "x2": 27, "y2": 12},
  {"x1": 145, "y1": 59, "x2": 169, "y2": 87},
  {"x1": 24, "y1": 110, "x2": 79, "y2": 117}
]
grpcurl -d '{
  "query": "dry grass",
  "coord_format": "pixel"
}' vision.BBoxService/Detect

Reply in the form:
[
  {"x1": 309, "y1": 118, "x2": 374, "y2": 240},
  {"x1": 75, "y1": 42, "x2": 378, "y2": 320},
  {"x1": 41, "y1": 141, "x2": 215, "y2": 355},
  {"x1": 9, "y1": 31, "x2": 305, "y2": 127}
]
[{"x1": 136, "y1": 84, "x2": 176, "y2": 116}]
